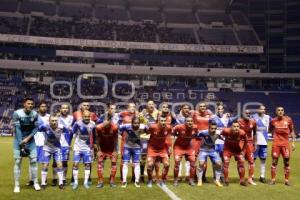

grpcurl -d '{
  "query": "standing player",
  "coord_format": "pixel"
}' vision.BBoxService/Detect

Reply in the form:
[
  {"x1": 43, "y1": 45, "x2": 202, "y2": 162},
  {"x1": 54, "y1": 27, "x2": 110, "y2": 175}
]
[
  {"x1": 27, "y1": 100, "x2": 50, "y2": 186},
  {"x1": 139, "y1": 100, "x2": 159, "y2": 182},
  {"x1": 118, "y1": 102, "x2": 139, "y2": 182},
  {"x1": 195, "y1": 121, "x2": 223, "y2": 187},
  {"x1": 58, "y1": 104, "x2": 73, "y2": 185},
  {"x1": 146, "y1": 117, "x2": 172, "y2": 187},
  {"x1": 95, "y1": 117, "x2": 118, "y2": 188},
  {"x1": 13, "y1": 97, "x2": 41, "y2": 193},
  {"x1": 71, "y1": 101, "x2": 98, "y2": 185},
  {"x1": 191, "y1": 102, "x2": 213, "y2": 182},
  {"x1": 172, "y1": 116, "x2": 198, "y2": 186},
  {"x1": 71, "y1": 111, "x2": 96, "y2": 189},
  {"x1": 176, "y1": 104, "x2": 192, "y2": 181},
  {"x1": 270, "y1": 106, "x2": 296, "y2": 186},
  {"x1": 238, "y1": 110, "x2": 257, "y2": 185},
  {"x1": 39, "y1": 115, "x2": 67, "y2": 190},
  {"x1": 252, "y1": 105, "x2": 271, "y2": 183},
  {"x1": 221, "y1": 121, "x2": 248, "y2": 186},
  {"x1": 119, "y1": 117, "x2": 145, "y2": 188}
]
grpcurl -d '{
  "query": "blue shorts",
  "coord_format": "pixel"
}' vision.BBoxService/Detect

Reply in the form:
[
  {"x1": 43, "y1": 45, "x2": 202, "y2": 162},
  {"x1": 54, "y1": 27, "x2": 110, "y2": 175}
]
[
  {"x1": 215, "y1": 144, "x2": 224, "y2": 154},
  {"x1": 140, "y1": 140, "x2": 148, "y2": 154},
  {"x1": 254, "y1": 145, "x2": 267, "y2": 159},
  {"x1": 61, "y1": 147, "x2": 70, "y2": 161},
  {"x1": 41, "y1": 149, "x2": 62, "y2": 163},
  {"x1": 122, "y1": 147, "x2": 141, "y2": 163},
  {"x1": 13, "y1": 140, "x2": 37, "y2": 159},
  {"x1": 37, "y1": 146, "x2": 44, "y2": 163},
  {"x1": 73, "y1": 150, "x2": 92, "y2": 164},
  {"x1": 198, "y1": 149, "x2": 221, "y2": 164}
]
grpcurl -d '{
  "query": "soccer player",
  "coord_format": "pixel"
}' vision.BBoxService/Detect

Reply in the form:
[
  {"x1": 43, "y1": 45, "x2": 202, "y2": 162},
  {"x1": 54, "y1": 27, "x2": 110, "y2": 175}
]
[
  {"x1": 176, "y1": 104, "x2": 192, "y2": 181},
  {"x1": 139, "y1": 100, "x2": 159, "y2": 182},
  {"x1": 118, "y1": 102, "x2": 139, "y2": 182},
  {"x1": 28, "y1": 100, "x2": 50, "y2": 186},
  {"x1": 221, "y1": 121, "x2": 248, "y2": 186},
  {"x1": 238, "y1": 110, "x2": 257, "y2": 185},
  {"x1": 39, "y1": 115, "x2": 67, "y2": 190},
  {"x1": 172, "y1": 116, "x2": 198, "y2": 186},
  {"x1": 71, "y1": 101, "x2": 98, "y2": 185},
  {"x1": 58, "y1": 104, "x2": 74, "y2": 185},
  {"x1": 95, "y1": 117, "x2": 118, "y2": 188},
  {"x1": 252, "y1": 105, "x2": 271, "y2": 183},
  {"x1": 191, "y1": 102, "x2": 213, "y2": 182},
  {"x1": 146, "y1": 117, "x2": 172, "y2": 187},
  {"x1": 13, "y1": 97, "x2": 41, "y2": 193},
  {"x1": 195, "y1": 121, "x2": 223, "y2": 187},
  {"x1": 119, "y1": 117, "x2": 145, "y2": 188},
  {"x1": 269, "y1": 106, "x2": 296, "y2": 186},
  {"x1": 96, "y1": 102, "x2": 119, "y2": 124},
  {"x1": 71, "y1": 110, "x2": 96, "y2": 190}
]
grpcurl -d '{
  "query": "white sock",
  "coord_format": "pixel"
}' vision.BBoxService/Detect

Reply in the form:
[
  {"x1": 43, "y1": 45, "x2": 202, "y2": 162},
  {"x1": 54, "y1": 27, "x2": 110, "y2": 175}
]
[
  {"x1": 84, "y1": 169, "x2": 90, "y2": 185},
  {"x1": 41, "y1": 170, "x2": 48, "y2": 185},
  {"x1": 215, "y1": 170, "x2": 221, "y2": 182},
  {"x1": 122, "y1": 164, "x2": 128, "y2": 183},
  {"x1": 185, "y1": 161, "x2": 190, "y2": 177},
  {"x1": 197, "y1": 168, "x2": 203, "y2": 182},
  {"x1": 260, "y1": 160, "x2": 266, "y2": 178},
  {"x1": 134, "y1": 163, "x2": 140, "y2": 183},
  {"x1": 14, "y1": 159, "x2": 22, "y2": 187},
  {"x1": 57, "y1": 170, "x2": 64, "y2": 185},
  {"x1": 73, "y1": 169, "x2": 79, "y2": 185}
]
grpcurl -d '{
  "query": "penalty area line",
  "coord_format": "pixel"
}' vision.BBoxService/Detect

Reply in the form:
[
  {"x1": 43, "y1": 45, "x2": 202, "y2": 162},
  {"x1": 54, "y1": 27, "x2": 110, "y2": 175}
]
[{"x1": 157, "y1": 184, "x2": 182, "y2": 200}]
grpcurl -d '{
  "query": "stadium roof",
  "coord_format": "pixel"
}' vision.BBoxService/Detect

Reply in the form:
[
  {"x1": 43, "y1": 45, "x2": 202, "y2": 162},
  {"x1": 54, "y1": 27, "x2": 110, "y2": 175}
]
[{"x1": 49, "y1": 0, "x2": 230, "y2": 10}]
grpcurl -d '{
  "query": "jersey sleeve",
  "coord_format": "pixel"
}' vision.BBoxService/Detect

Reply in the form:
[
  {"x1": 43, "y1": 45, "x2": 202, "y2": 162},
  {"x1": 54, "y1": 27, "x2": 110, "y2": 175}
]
[
  {"x1": 72, "y1": 122, "x2": 79, "y2": 135},
  {"x1": 13, "y1": 111, "x2": 22, "y2": 144}
]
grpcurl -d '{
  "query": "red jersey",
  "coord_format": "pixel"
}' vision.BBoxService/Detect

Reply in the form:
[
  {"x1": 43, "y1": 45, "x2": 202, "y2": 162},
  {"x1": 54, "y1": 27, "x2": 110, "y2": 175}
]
[
  {"x1": 222, "y1": 128, "x2": 247, "y2": 153},
  {"x1": 191, "y1": 110, "x2": 212, "y2": 131},
  {"x1": 119, "y1": 111, "x2": 137, "y2": 124},
  {"x1": 148, "y1": 124, "x2": 172, "y2": 150},
  {"x1": 172, "y1": 124, "x2": 198, "y2": 149},
  {"x1": 96, "y1": 123, "x2": 118, "y2": 153},
  {"x1": 73, "y1": 110, "x2": 98, "y2": 122},
  {"x1": 238, "y1": 118, "x2": 256, "y2": 141},
  {"x1": 270, "y1": 116, "x2": 294, "y2": 146}
]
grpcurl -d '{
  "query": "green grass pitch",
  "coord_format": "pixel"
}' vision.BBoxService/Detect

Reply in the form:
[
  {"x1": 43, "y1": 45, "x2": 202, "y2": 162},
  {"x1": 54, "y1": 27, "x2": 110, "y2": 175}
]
[{"x1": 1, "y1": 137, "x2": 299, "y2": 200}]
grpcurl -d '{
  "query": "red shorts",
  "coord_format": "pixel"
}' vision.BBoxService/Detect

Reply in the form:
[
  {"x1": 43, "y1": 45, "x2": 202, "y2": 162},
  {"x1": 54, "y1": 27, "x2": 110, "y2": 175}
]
[
  {"x1": 191, "y1": 138, "x2": 201, "y2": 155},
  {"x1": 223, "y1": 149, "x2": 245, "y2": 163},
  {"x1": 245, "y1": 142, "x2": 254, "y2": 162},
  {"x1": 173, "y1": 147, "x2": 195, "y2": 162},
  {"x1": 97, "y1": 151, "x2": 118, "y2": 163},
  {"x1": 147, "y1": 147, "x2": 168, "y2": 159},
  {"x1": 272, "y1": 145, "x2": 290, "y2": 159}
]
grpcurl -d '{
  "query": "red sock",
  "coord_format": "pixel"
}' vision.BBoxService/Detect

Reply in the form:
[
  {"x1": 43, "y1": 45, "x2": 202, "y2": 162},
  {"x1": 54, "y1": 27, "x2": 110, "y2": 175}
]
[
  {"x1": 162, "y1": 165, "x2": 169, "y2": 181},
  {"x1": 110, "y1": 163, "x2": 117, "y2": 183},
  {"x1": 284, "y1": 166, "x2": 290, "y2": 180},
  {"x1": 271, "y1": 165, "x2": 277, "y2": 180},
  {"x1": 238, "y1": 163, "x2": 245, "y2": 182}
]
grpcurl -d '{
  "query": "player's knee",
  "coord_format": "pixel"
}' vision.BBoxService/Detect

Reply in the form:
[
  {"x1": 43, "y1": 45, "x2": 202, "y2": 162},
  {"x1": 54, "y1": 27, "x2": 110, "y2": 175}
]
[
  {"x1": 15, "y1": 158, "x2": 21, "y2": 166},
  {"x1": 272, "y1": 159, "x2": 278, "y2": 166},
  {"x1": 111, "y1": 162, "x2": 117, "y2": 168},
  {"x1": 57, "y1": 162, "x2": 63, "y2": 169},
  {"x1": 163, "y1": 161, "x2": 170, "y2": 168},
  {"x1": 30, "y1": 157, "x2": 37, "y2": 164},
  {"x1": 85, "y1": 163, "x2": 91, "y2": 170},
  {"x1": 284, "y1": 158, "x2": 290, "y2": 167},
  {"x1": 73, "y1": 163, "x2": 79, "y2": 169}
]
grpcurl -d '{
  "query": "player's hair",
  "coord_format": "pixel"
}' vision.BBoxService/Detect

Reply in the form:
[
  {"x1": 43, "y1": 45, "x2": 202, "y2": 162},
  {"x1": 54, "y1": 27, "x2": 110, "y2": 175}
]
[
  {"x1": 209, "y1": 120, "x2": 217, "y2": 126},
  {"x1": 181, "y1": 104, "x2": 190, "y2": 110},
  {"x1": 23, "y1": 97, "x2": 34, "y2": 103},
  {"x1": 231, "y1": 120, "x2": 239, "y2": 125},
  {"x1": 38, "y1": 100, "x2": 47, "y2": 108},
  {"x1": 185, "y1": 116, "x2": 193, "y2": 122}
]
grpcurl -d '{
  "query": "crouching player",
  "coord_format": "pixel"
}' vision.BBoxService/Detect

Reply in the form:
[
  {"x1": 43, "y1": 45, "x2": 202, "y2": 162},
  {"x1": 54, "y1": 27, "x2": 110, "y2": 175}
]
[
  {"x1": 172, "y1": 116, "x2": 198, "y2": 186},
  {"x1": 195, "y1": 121, "x2": 223, "y2": 187},
  {"x1": 71, "y1": 111, "x2": 96, "y2": 190},
  {"x1": 119, "y1": 117, "x2": 145, "y2": 188},
  {"x1": 39, "y1": 115, "x2": 67, "y2": 190},
  {"x1": 146, "y1": 117, "x2": 172, "y2": 187},
  {"x1": 222, "y1": 121, "x2": 248, "y2": 186},
  {"x1": 95, "y1": 118, "x2": 118, "y2": 188}
]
